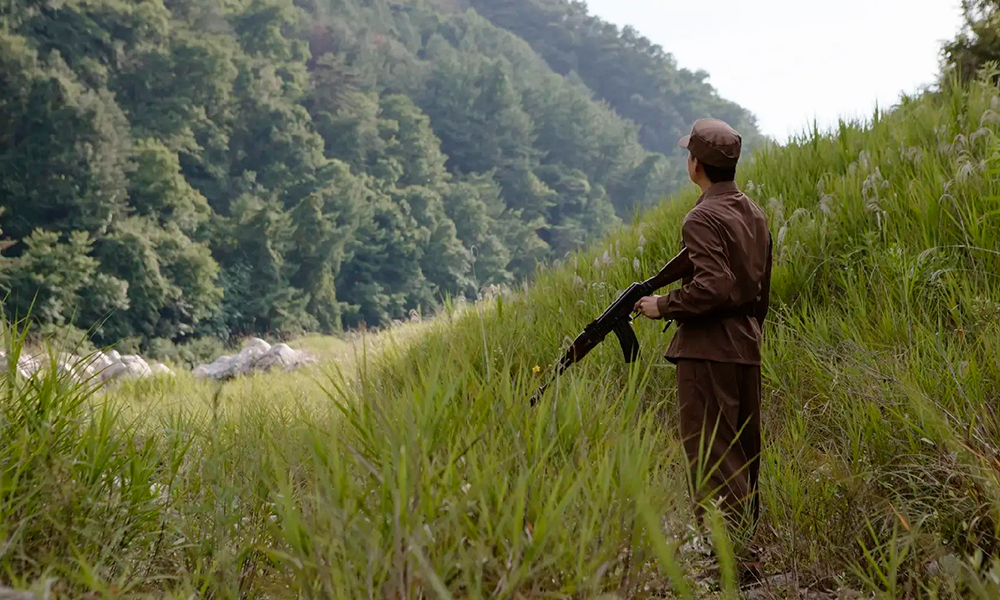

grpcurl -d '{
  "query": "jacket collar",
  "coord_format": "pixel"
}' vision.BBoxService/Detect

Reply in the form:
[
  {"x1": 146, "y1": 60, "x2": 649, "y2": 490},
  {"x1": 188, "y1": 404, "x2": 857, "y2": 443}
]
[{"x1": 696, "y1": 180, "x2": 740, "y2": 204}]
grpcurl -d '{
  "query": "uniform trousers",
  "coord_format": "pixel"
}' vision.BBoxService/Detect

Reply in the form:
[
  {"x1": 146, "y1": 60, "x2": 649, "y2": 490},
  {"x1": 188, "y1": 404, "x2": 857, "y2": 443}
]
[{"x1": 675, "y1": 358, "x2": 761, "y2": 539}]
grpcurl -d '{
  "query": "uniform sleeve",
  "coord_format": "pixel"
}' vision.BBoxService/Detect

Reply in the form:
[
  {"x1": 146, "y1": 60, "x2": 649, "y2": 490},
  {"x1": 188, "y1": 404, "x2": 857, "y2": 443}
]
[
  {"x1": 656, "y1": 213, "x2": 735, "y2": 320},
  {"x1": 753, "y1": 234, "x2": 773, "y2": 328}
]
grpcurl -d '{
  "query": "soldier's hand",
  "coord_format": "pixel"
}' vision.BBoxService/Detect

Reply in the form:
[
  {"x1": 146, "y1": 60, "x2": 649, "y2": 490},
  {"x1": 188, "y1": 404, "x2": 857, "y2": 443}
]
[{"x1": 633, "y1": 295, "x2": 662, "y2": 319}]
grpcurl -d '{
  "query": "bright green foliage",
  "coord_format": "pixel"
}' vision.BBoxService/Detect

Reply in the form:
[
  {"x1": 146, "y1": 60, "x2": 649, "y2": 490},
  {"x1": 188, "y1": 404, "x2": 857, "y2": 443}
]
[
  {"x1": 285, "y1": 189, "x2": 350, "y2": 333},
  {"x1": 128, "y1": 138, "x2": 212, "y2": 233},
  {"x1": 95, "y1": 216, "x2": 221, "y2": 341},
  {"x1": 19, "y1": 0, "x2": 171, "y2": 85},
  {"x1": 0, "y1": 32, "x2": 132, "y2": 242},
  {"x1": 377, "y1": 94, "x2": 453, "y2": 189},
  {"x1": 335, "y1": 191, "x2": 436, "y2": 328},
  {"x1": 206, "y1": 193, "x2": 301, "y2": 336},
  {"x1": 0, "y1": 0, "x2": 762, "y2": 348},
  {"x1": 0, "y1": 229, "x2": 129, "y2": 329},
  {"x1": 442, "y1": 173, "x2": 518, "y2": 288}
]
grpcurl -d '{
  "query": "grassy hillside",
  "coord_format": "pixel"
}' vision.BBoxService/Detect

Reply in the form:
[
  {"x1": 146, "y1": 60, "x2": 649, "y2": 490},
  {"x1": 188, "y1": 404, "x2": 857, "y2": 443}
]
[
  {"x1": 356, "y1": 70, "x2": 1000, "y2": 596},
  {"x1": 3, "y1": 71, "x2": 1000, "y2": 598}
]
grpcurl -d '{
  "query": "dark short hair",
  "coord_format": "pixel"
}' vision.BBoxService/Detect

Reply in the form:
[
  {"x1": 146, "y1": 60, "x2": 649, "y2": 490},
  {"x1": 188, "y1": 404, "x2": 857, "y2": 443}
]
[{"x1": 702, "y1": 162, "x2": 736, "y2": 183}]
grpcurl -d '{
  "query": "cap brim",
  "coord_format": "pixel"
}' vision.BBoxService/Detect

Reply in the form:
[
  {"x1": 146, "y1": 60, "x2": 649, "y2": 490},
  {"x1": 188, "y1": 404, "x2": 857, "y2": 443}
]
[{"x1": 678, "y1": 135, "x2": 691, "y2": 149}]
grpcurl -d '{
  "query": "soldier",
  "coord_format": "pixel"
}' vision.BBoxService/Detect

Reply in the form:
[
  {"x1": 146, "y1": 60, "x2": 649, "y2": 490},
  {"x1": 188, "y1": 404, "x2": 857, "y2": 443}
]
[{"x1": 633, "y1": 118, "x2": 772, "y2": 581}]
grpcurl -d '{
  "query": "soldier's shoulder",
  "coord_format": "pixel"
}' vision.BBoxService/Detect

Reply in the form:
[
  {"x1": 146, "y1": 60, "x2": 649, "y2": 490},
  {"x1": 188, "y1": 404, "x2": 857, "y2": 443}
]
[
  {"x1": 737, "y1": 187, "x2": 759, "y2": 204},
  {"x1": 740, "y1": 191, "x2": 768, "y2": 218},
  {"x1": 740, "y1": 193, "x2": 772, "y2": 241},
  {"x1": 681, "y1": 204, "x2": 714, "y2": 227}
]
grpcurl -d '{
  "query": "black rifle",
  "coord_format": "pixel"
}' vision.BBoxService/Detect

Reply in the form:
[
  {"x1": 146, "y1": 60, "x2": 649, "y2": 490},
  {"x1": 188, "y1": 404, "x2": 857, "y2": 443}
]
[{"x1": 529, "y1": 247, "x2": 693, "y2": 405}]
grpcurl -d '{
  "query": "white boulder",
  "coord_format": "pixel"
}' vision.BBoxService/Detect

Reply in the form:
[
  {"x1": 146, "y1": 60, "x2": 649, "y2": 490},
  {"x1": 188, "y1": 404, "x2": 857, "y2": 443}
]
[
  {"x1": 245, "y1": 337, "x2": 271, "y2": 353},
  {"x1": 68, "y1": 352, "x2": 124, "y2": 381},
  {"x1": 254, "y1": 343, "x2": 314, "y2": 372},
  {"x1": 193, "y1": 352, "x2": 242, "y2": 381},
  {"x1": 97, "y1": 353, "x2": 162, "y2": 382},
  {"x1": 191, "y1": 364, "x2": 212, "y2": 379},
  {"x1": 55, "y1": 353, "x2": 90, "y2": 382},
  {"x1": 193, "y1": 339, "x2": 315, "y2": 380},
  {"x1": 82, "y1": 351, "x2": 117, "y2": 379},
  {"x1": 150, "y1": 363, "x2": 174, "y2": 377},
  {"x1": 0, "y1": 351, "x2": 41, "y2": 379},
  {"x1": 0, "y1": 346, "x2": 177, "y2": 385},
  {"x1": 119, "y1": 355, "x2": 153, "y2": 378}
]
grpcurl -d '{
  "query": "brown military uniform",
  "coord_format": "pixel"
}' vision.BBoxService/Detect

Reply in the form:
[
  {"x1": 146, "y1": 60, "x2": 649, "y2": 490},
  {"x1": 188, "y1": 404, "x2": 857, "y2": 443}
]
[{"x1": 655, "y1": 119, "x2": 772, "y2": 539}]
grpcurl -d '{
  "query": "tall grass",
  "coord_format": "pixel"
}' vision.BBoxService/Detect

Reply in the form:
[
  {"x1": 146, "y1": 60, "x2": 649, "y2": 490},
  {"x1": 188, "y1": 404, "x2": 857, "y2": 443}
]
[{"x1": 3, "y1": 70, "x2": 1000, "y2": 598}]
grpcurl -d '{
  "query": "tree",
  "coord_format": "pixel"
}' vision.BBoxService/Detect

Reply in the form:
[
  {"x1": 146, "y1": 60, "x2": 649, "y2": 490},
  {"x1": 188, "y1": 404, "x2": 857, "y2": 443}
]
[
  {"x1": 207, "y1": 192, "x2": 301, "y2": 337},
  {"x1": 394, "y1": 185, "x2": 472, "y2": 299},
  {"x1": 129, "y1": 138, "x2": 212, "y2": 234},
  {"x1": 112, "y1": 28, "x2": 239, "y2": 148},
  {"x1": 0, "y1": 33, "x2": 132, "y2": 244},
  {"x1": 335, "y1": 191, "x2": 430, "y2": 328},
  {"x1": 16, "y1": 0, "x2": 171, "y2": 86},
  {"x1": 536, "y1": 165, "x2": 619, "y2": 257},
  {"x1": 442, "y1": 174, "x2": 515, "y2": 289},
  {"x1": 94, "y1": 216, "x2": 221, "y2": 343},
  {"x1": 285, "y1": 159, "x2": 366, "y2": 332},
  {"x1": 944, "y1": 0, "x2": 1000, "y2": 83},
  {"x1": 0, "y1": 228, "x2": 129, "y2": 332},
  {"x1": 378, "y1": 94, "x2": 451, "y2": 190},
  {"x1": 467, "y1": 0, "x2": 767, "y2": 162}
]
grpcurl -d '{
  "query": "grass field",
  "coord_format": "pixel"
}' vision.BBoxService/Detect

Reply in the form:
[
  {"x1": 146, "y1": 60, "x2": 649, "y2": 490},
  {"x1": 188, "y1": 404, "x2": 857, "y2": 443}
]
[{"x1": 4, "y1": 71, "x2": 1000, "y2": 599}]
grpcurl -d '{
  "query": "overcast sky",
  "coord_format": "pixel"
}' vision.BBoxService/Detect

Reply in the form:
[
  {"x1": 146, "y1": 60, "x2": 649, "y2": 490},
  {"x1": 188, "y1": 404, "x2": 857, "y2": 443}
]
[{"x1": 581, "y1": 0, "x2": 967, "y2": 143}]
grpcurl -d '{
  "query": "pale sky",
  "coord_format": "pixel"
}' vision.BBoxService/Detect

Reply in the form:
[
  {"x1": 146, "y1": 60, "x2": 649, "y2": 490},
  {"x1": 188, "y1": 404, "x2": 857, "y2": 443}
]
[{"x1": 582, "y1": 0, "x2": 967, "y2": 143}]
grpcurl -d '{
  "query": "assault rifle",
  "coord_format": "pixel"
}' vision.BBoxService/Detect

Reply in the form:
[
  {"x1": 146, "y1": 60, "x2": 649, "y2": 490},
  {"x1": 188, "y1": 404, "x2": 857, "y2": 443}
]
[{"x1": 529, "y1": 247, "x2": 693, "y2": 405}]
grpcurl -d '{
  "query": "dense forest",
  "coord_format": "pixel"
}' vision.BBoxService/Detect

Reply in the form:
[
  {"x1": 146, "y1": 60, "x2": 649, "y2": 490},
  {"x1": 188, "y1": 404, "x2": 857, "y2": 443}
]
[
  {"x1": 0, "y1": 0, "x2": 765, "y2": 351},
  {"x1": 464, "y1": 0, "x2": 764, "y2": 156}
]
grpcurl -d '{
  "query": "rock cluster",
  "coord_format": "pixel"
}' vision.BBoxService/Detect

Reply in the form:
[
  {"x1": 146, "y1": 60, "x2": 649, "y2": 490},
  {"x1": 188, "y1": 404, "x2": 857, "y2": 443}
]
[
  {"x1": 192, "y1": 338, "x2": 316, "y2": 381},
  {"x1": 0, "y1": 338, "x2": 315, "y2": 384},
  {"x1": 0, "y1": 349, "x2": 174, "y2": 383}
]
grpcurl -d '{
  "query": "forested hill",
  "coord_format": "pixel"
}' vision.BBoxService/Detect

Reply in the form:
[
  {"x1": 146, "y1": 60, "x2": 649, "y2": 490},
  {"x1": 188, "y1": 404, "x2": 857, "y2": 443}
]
[
  {"x1": 0, "y1": 0, "x2": 763, "y2": 351},
  {"x1": 464, "y1": 0, "x2": 766, "y2": 157}
]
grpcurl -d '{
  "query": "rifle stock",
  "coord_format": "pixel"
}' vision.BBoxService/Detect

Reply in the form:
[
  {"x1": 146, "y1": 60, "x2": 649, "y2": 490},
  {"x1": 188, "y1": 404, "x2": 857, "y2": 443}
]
[{"x1": 529, "y1": 247, "x2": 692, "y2": 405}]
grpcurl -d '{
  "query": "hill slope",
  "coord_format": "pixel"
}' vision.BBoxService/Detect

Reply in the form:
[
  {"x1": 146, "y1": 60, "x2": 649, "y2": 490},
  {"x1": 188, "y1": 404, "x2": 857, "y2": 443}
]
[
  {"x1": 3, "y1": 67, "x2": 1000, "y2": 597},
  {"x1": 465, "y1": 0, "x2": 767, "y2": 156},
  {"x1": 0, "y1": 0, "x2": 762, "y2": 353}
]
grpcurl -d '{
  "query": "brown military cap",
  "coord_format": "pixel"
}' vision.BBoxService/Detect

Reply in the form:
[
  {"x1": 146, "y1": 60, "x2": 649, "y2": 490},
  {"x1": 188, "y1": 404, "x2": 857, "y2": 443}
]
[{"x1": 678, "y1": 118, "x2": 742, "y2": 167}]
